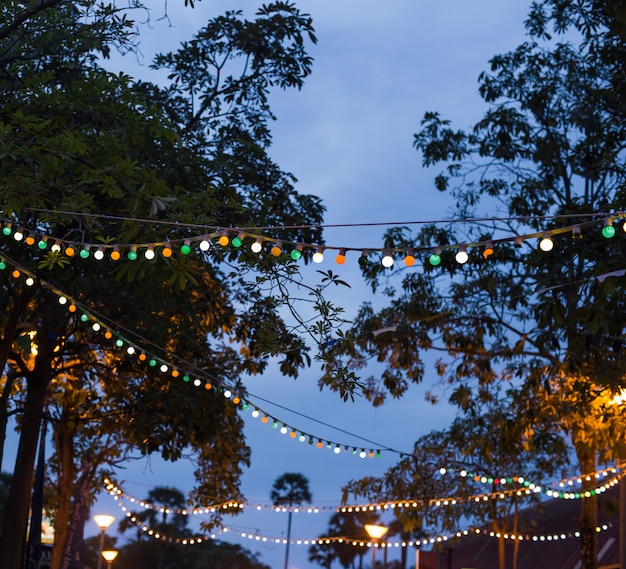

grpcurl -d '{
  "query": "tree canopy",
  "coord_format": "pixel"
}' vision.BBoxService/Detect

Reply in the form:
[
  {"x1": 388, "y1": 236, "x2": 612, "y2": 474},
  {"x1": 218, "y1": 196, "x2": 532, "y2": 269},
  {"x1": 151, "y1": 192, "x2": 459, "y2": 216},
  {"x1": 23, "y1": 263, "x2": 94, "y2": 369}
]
[
  {"x1": 323, "y1": 1, "x2": 626, "y2": 568},
  {"x1": 0, "y1": 2, "x2": 340, "y2": 569}
]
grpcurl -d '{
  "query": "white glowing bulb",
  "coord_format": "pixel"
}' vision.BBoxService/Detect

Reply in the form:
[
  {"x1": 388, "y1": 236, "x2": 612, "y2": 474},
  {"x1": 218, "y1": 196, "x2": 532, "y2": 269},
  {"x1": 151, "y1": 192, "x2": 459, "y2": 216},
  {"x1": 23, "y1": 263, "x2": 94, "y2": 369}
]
[
  {"x1": 539, "y1": 232, "x2": 553, "y2": 251},
  {"x1": 144, "y1": 246, "x2": 155, "y2": 260},
  {"x1": 250, "y1": 238, "x2": 263, "y2": 253},
  {"x1": 455, "y1": 246, "x2": 469, "y2": 264},
  {"x1": 382, "y1": 251, "x2": 394, "y2": 268},
  {"x1": 313, "y1": 248, "x2": 324, "y2": 263},
  {"x1": 94, "y1": 247, "x2": 105, "y2": 260},
  {"x1": 199, "y1": 238, "x2": 210, "y2": 251},
  {"x1": 13, "y1": 229, "x2": 24, "y2": 241}
]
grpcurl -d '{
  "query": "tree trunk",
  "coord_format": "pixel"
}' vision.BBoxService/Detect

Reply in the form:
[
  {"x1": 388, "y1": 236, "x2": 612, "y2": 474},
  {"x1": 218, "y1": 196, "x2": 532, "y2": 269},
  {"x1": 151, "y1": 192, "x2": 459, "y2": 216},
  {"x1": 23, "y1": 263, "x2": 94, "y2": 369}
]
[
  {"x1": 513, "y1": 500, "x2": 519, "y2": 569},
  {"x1": 0, "y1": 366, "x2": 50, "y2": 569},
  {"x1": 50, "y1": 416, "x2": 77, "y2": 569},
  {"x1": 0, "y1": 288, "x2": 35, "y2": 472},
  {"x1": 577, "y1": 446, "x2": 598, "y2": 569}
]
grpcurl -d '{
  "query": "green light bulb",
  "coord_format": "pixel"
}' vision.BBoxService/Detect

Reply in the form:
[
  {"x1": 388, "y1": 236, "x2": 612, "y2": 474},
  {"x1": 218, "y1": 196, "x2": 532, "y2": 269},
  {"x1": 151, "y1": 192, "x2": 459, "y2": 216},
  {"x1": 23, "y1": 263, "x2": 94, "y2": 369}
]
[
  {"x1": 149, "y1": 359, "x2": 157, "y2": 367},
  {"x1": 79, "y1": 248, "x2": 90, "y2": 259},
  {"x1": 602, "y1": 224, "x2": 616, "y2": 238},
  {"x1": 0, "y1": 261, "x2": 6, "y2": 270},
  {"x1": 183, "y1": 375, "x2": 190, "y2": 382},
  {"x1": 80, "y1": 314, "x2": 89, "y2": 322},
  {"x1": 2, "y1": 227, "x2": 11, "y2": 236},
  {"x1": 290, "y1": 249, "x2": 302, "y2": 260},
  {"x1": 127, "y1": 250, "x2": 138, "y2": 260},
  {"x1": 429, "y1": 253, "x2": 442, "y2": 266},
  {"x1": 232, "y1": 236, "x2": 243, "y2": 248},
  {"x1": 180, "y1": 244, "x2": 191, "y2": 255},
  {"x1": 37, "y1": 240, "x2": 47, "y2": 250},
  {"x1": 358, "y1": 256, "x2": 368, "y2": 266}
]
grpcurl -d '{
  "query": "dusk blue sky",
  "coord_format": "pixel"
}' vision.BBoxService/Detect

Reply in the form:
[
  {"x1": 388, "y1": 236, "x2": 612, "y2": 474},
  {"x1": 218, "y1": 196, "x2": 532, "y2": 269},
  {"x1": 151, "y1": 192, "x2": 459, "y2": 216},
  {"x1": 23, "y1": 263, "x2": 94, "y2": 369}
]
[{"x1": 7, "y1": 2, "x2": 536, "y2": 568}]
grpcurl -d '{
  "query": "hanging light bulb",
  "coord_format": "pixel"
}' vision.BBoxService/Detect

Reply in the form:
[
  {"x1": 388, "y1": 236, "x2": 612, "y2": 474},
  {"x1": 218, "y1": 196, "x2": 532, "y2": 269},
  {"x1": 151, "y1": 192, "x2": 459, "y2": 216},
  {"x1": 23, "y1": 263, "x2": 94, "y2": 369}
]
[
  {"x1": 79, "y1": 246, "x2": 90, "y2": 259},
  {"x1": 428, "y1": 247, "x2": 442, "y2": 266},
  {"x1": 539, "y1": 231, "x2": 554, "y2": 251},
  {"x1": 455, "y1": 245, "x2": 469, "y2": 264},
  {"x1": 162, "y1": 242, "x2": 173, "y2": 257},
  {"x1": 602, "y1": 218, "x2": 616, "y2": 238},
  {"x1": 65, "y1": 244, "x2": 75, "y2": 257},
  {"x1": 514, "y1": 236, "x2": 523, "y2": 248},
  {"x1": 2, "y1": 224, "x2": 12, "y2": 236},
  {"x1": 180, "y1": 240, "x2": 191, "y2": 255},
  {"x1": 218, "y1": 231, "x2": 230, "y2": 247},
  {"x1": 271, "y1": 242, "x2": 282, "y2": 256},
  {"x1": 13, "y1": 228, "x2": 24, "y2": 241},
  {"x1": 312, "y1": 246, "x2": 325, "y2": 263},
  {"x1": 404, "y1": 249, "x2": 415, "y2": 266},
  {"x1": 381, "y1": 250, "x2": 394, "y2": 268},
  {"x1": 358, "y1": 250, "x2": 369, "y2": 266},
  {"x1": 572, "y1": 225, "x2": 582, "y2": 239},
  {"x1": 94, "y1": 246, "x2": 105, "y2": 260},
  {"x1": 250, "y1": 237, "x2": 263, "y2": 253},
  {"x1": 335, "y1": 248, "x2": 346, "y2": 265},
  {"x1": 37, "y1": 237, "x2": 48, "y2": 250},
  {"x1": 110, "y1": 247, "x2": 121, "y2": 261},
  {"x1": 145, "y1": 245, "x2": 156, "y2": 260},
  {"x1": 483, "y1": 241, "x2": 494, "y2": 259},
  {"x1": 199, "y1": 236, "x2": 211, "y2": 251},
  {"x1": 127, "y1": 245, "x2": 138, "y2": 260},
  {"x1": 290, "y1": 244, "x2": 303, "y2": 261},
  {"x1": 231, "y1": 232, "x2": 244, "y2": 248}
]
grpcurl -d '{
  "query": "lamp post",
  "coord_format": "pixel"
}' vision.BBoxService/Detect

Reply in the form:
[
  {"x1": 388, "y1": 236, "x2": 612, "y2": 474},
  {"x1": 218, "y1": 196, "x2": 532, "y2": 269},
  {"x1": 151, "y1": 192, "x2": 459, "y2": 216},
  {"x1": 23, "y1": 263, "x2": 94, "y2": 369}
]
[
  {"x1": 93, "y1": 514, "x2": 115, "y2": 569},
  {"x1": 365, "y1": 523, "x2": 388, "y2": 569},
  {"x1": 101, "y1": 550, "x2": 118, "y2": 569}
]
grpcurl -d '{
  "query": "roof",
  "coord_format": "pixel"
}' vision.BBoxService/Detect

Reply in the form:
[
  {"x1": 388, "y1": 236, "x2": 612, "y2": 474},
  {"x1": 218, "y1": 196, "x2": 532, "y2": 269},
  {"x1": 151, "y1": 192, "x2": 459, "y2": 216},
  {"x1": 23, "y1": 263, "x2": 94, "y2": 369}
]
[{"x1": 422, "y1": 487, "x2": 621, "y2": 569}]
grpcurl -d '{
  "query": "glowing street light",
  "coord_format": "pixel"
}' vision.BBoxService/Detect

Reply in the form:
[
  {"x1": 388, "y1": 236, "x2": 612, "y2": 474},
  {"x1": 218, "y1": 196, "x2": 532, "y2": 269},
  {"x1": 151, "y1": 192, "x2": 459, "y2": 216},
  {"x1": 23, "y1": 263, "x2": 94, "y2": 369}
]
[
  {"x1": 101, "y1": 550, "x2": 118, "y2": 569},
  {"x1": 365, "y1": 523, "x2": 388, "y2": 568},
  {"x1": 94, "y1": 514, "x2": 115, "y2": 569}
]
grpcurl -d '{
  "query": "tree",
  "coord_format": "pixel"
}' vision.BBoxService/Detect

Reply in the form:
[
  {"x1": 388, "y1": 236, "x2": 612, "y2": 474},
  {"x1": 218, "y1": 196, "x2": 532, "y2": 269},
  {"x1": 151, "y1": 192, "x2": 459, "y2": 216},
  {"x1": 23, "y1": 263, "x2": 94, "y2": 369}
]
[
  {"x1": 270, "y1": 472, "x2": 313, "y2": 569},
  {"x1": 309, "y1": 510, "x2": 379, "y2": 569},
  {"x1": 116, "y1": 486, "x2": 189, "y2": 569},
  {"x1": 0, "y1": 3, "x2": 340, "y2": 568},
  {"x1": 322, "y1": 1, "x2": 626, "y2": 568},
  {"x1": 342, "y1": 388, "x2": 570, "y2": 569}
]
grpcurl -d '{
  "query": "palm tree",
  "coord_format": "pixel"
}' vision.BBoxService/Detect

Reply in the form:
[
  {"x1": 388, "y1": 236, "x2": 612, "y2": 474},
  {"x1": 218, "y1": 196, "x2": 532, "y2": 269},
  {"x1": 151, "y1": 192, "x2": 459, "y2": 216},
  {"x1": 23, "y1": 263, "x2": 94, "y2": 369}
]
[{"x1": 270, "y1": 473, "x2": 312, "y2": 569}]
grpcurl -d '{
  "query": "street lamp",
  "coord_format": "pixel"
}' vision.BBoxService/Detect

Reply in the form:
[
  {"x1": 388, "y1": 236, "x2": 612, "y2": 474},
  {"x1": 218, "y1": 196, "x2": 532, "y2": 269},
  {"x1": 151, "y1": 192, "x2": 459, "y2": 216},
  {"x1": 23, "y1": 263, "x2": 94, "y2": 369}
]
[
  {"x1": 365, "y1": 523, "x2": 388, "y2": 569},
  {"x1": 93, "y1": 514, "x2": 115, "y2": 569},
  {"x1": 101, "y1": 550, "x2": 118, "y2": 569}
]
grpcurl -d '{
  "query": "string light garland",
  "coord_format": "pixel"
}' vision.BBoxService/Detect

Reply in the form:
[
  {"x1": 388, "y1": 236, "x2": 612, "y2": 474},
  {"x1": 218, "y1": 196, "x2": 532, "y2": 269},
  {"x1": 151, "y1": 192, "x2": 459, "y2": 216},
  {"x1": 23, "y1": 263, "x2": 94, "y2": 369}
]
[
  {"x1": 2, "y1": 211, "x2": 625, "y2": 268},
  {"x1": 110, "y1": 493, "x2": 615, "y2": 549},
  {"x1": 0, "y1": 254, "x2": 395, "y2": 460},
  {"x1": 103, "y1": 462, "x2": 623, "y2": 521}
]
